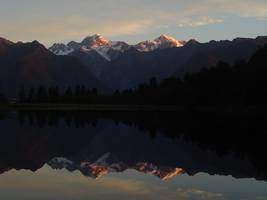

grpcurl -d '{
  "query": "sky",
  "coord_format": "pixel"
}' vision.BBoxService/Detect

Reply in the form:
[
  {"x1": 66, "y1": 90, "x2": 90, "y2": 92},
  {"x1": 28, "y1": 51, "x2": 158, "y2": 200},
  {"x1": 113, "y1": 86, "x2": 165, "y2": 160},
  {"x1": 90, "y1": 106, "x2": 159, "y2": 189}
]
[{"x1": 0, "y1": 0, "x2": 267, "y2": 46}]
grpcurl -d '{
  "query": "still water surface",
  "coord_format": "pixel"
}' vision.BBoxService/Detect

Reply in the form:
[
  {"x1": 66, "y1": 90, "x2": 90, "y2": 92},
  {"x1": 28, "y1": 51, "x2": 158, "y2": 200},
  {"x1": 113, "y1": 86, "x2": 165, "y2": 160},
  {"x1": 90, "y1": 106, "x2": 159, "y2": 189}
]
[{"x1": 0, "y1": 111, "x2": 266, "y2": 200}]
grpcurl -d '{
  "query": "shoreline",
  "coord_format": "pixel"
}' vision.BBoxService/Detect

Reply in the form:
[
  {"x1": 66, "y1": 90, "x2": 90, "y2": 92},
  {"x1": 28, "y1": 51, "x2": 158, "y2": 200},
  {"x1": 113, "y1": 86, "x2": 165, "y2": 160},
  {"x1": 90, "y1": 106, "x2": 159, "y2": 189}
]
[
  {"x1": 3, "y1": 103, "x2": 185, "y2": 112},
  {"x1": 0, "y1": 103, "x2": 265, "y2": 117}
]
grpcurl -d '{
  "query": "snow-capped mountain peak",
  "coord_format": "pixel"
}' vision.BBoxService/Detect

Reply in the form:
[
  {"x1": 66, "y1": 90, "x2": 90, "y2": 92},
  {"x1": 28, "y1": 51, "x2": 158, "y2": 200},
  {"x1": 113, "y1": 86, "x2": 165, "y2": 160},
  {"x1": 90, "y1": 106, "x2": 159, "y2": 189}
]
[
  {"x1": 81, "y1": 34, "x2": 110, "y2": 48},
  {"x1": 48, "y1": 34, "x2": 185, "y2": 59},
  {"x1": 48, "y1": 155, "x2": 184, "y2": 180},
  {"x1": 49, "y1": 34, "x2": 131, "y2": 61},
  {"x1": 155, "y1": 34, "x2": 185, "y2": 47},
  {"x1": 135, "y1": 35, "x2": 186, "y2": 52}
]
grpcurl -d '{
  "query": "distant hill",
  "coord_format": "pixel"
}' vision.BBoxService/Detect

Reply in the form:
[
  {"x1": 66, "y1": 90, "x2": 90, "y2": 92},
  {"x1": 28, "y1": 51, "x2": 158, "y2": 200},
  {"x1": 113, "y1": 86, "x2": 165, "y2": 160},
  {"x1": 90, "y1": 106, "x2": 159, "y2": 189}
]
[
  {"x1": 0, "y1": 38, "x2": 105, "y2": 97},
  {"x1": 100, "y1": 36, "x2": 267, "y2": 90}
]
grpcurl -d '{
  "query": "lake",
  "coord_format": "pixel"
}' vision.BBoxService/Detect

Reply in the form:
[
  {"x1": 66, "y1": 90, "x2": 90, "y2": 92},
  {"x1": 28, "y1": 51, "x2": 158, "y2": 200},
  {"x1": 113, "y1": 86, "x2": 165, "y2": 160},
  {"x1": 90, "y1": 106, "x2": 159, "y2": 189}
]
[{"x1": 0, "y1": 110, "x2": 266, "y2": 200}]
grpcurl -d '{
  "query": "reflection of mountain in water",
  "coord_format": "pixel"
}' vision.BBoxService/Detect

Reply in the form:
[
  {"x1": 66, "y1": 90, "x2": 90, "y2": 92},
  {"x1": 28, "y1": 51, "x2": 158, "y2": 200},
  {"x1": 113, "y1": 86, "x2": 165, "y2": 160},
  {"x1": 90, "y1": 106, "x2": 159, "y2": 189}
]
[
  {"x1": 49, "y1": 156, "x2": 184, "y2": 180},
  {"x1": 0, "y1": 110, "x2": 266, "y2": 181}
]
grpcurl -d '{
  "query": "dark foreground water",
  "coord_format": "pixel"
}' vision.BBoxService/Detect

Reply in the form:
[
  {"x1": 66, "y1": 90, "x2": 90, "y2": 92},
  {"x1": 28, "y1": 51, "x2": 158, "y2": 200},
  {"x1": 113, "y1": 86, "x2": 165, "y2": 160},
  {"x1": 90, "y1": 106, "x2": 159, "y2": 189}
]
[{"x1": 0, "y1": 110, "x2": 267, "y2": 200}]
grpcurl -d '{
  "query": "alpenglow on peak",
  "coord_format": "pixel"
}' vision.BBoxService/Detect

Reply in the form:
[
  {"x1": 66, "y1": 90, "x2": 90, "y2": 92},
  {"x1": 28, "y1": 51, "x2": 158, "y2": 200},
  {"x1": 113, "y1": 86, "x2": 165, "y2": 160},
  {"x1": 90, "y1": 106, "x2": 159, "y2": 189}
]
[{"x1": 49, "y1": 34, "x2": 187, "y2": 59}]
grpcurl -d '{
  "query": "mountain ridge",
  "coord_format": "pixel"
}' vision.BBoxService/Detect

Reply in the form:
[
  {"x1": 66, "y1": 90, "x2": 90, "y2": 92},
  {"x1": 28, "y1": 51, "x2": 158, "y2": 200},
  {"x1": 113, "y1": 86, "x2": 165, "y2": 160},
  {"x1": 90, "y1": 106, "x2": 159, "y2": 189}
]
[
  {"x1": 99, "y1": 35, "x2": 267, "y2": 90},
  {"x1": 48, "y1": 156, "x2": 184, "y2": 180},
  {"x1": 49, "y1": 34, "x2": 186, "y2": 60},
  {"x1": 1, "y1": 35, "x2": 267, "y2": 95},
  {"x1": 0, "y1": 39, "x2": 105, "y2": 96}
]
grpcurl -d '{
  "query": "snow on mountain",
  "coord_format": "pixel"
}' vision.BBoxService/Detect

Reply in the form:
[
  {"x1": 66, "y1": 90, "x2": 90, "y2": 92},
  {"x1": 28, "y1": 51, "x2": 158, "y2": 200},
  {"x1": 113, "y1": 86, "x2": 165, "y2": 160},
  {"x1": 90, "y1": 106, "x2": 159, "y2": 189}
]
[
  {"x1": 135, "y1": 35, "x2": 186, "y2": 52},
  {"x1": 94, "y1": 46, "x2": 112, "y2": 61},
  {"x1": 155, "y1": 34, "x2": 185, "y2": 47},
  {"x1": 48, "y1": 154, "x2": 184, "y2": 180},
  {"x1": 80, "y1": 34, "x2": 131, "y2": 61},
  {"x1": 49, "y1": 34, "x2": 131, "y2": 61},
  {"x1": 110, "y1": 41, "x2": 131, "y2": 51},
  {"x1": 81, "y1": 34, "x2": 110, "y2": 48},
  {"x1": 49, "y1": 34, "x2": 186, "y2": 60},
  {"x1": 135, "y1": 163, "x2": 184, "y2": 181},
  {"x1": 49, "y1": 43, "x2": 74, "y2": 55}
]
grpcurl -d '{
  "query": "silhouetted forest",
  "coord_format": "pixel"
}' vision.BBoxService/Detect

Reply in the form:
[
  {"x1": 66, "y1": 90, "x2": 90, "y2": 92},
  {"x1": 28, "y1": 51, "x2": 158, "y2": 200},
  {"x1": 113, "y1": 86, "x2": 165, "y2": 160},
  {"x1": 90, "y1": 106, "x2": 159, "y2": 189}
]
[
  {"x1": 0, "y1": 93, "x2": 7, "y2": 103},
  {"x1": 12, "y1": 45, "x2": 267, "y2": 106}
]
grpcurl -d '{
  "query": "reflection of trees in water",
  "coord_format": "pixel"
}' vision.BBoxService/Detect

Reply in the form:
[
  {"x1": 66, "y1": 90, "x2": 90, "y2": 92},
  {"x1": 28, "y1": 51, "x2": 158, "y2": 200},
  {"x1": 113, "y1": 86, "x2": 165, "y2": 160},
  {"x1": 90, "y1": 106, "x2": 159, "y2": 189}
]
[
  {"x1": 0, "y1": 110, "x2": 267, "y2": 180},
  {"x1": 0, "y1": 111, "x2": 8, "y2": 120},
  {"x1": 18, "y1": 111, "x2": 99, "y2": 128},
  {"x1": 16, "y1": 110, "x2": 267, "y2": 158},
  {"x1": 2, "y1": 110, "x2": 265, "y2": 173}
]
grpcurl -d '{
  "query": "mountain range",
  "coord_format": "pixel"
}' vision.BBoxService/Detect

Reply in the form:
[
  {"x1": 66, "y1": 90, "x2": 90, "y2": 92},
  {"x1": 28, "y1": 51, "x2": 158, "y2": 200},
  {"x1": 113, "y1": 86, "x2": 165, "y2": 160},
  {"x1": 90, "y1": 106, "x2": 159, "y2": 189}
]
[
  {"x1": 0, "y1": 34, "x2": 267, "y2": 96},
  {"x1": 49, "y1": 156, "x2": 184, "y2": 180},
  {"x1": 49, "y1": 34, "x2": 185, "y2": 60},
  {"x1": 49, "y1": 34, "x2": 267, "y2": 90}
]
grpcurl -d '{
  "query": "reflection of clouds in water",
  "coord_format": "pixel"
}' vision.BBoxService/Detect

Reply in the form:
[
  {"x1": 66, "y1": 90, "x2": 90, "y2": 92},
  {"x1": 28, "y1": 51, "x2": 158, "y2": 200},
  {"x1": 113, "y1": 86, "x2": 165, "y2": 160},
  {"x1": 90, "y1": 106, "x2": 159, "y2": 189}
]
[
  {"x1": 256, "y1": 197, "x2": 267, "y2": 200},
  {"x1": 175, "y1": 188, "x2": 224, "y2": 200},
  {"x1": 0, "y1": 167, "x2": 163, "y2": 199},
  {"x1": 0, "y1": 166, "x2": 267, "y2": 200},
  {"x1": 0, "y1": 166, "x2": 224, "y2": 200},
  {"x1": 83, "y1": 177, "x2": 152, "y2": 196}
]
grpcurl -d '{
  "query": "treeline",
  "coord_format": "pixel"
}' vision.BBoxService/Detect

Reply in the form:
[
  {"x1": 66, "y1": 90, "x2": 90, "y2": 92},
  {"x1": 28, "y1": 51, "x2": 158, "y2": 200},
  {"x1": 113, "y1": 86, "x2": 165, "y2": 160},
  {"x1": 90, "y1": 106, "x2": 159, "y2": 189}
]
[
  {"x1": 0, "y1": 93, "x2": 7, "y2": 104},
  {"x1": 18, "y1": 45, "x2": 267, "y2": 106},
  {"x1": 111, "y1": 45, "x2": 267, "y2": 106},
  {"x1": 18, "y1": 86, "x2": 99, "y2": 104}
]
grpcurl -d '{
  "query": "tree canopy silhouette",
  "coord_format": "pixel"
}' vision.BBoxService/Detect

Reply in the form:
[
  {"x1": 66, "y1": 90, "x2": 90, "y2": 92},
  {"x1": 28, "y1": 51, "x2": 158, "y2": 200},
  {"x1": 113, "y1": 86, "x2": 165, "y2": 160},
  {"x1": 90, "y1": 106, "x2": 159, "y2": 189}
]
[{"x1": 17, "y1": 45, "x2": 267, "y2": 107}]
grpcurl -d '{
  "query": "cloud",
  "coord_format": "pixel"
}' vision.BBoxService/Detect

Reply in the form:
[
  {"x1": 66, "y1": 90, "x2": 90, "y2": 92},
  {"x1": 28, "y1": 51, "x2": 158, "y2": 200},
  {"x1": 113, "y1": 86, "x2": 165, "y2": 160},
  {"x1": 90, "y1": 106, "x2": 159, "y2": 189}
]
[
  {"x1": 0, "y1": 0, "x2": 266, "y2": 45},
  {"x1": 0, "y1": 15, "x2": 153, "y2": 45},
  {"x1": 211, "y1": 0, "x2": 267, "y2": 19},
  {"x1": 178, "y1": 16, "x2": 224, "y2": 27}
]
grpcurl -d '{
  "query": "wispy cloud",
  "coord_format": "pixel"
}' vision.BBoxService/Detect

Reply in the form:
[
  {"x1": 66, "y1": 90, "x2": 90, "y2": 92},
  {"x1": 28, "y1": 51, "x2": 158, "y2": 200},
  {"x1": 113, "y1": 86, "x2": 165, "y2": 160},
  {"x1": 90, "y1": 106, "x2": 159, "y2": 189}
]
[
  {"x1": 212, "y1": 0, "x2": 267, "y2": 19},
  {"x1": 0, "y1": 15, "x2": 153, "y2": 45},
  {"x1": 0, "y1": 0, "x2": 266, "y2": 45},
  {"x1": 178, "y1": 16, "x2": 224, "y2": 27}
]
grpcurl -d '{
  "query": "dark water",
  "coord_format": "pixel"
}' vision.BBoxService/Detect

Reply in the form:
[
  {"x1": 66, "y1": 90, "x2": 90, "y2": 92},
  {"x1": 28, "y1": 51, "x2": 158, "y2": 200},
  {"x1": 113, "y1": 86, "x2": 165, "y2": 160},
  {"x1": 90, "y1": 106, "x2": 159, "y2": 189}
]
[{"x1": 0, "y1": 110, "x2": 267, "y2": 200}]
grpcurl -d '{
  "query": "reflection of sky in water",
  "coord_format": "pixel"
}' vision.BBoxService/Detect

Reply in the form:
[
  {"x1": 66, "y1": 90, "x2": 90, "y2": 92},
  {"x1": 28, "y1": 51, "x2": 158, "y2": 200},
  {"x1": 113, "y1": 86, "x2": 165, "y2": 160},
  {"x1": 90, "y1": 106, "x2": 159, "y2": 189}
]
[{"x1": 0, "y1": 165, "x2": 267, "y2": 200}]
